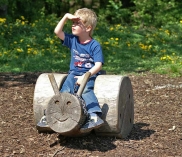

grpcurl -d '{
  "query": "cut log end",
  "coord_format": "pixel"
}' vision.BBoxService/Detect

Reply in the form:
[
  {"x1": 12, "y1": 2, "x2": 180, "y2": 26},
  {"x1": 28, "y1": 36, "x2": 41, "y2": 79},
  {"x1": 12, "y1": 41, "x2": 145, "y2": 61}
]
[{"x1": 46, "y1": 93, "x2": 86, "y2": 134}]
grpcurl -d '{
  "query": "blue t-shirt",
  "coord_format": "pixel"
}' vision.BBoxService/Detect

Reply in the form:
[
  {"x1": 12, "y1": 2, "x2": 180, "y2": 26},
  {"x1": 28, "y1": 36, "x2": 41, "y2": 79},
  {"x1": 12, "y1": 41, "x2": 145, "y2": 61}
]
[{"x1": 62, "y1": 33, "x2": 104, "y2": 73}]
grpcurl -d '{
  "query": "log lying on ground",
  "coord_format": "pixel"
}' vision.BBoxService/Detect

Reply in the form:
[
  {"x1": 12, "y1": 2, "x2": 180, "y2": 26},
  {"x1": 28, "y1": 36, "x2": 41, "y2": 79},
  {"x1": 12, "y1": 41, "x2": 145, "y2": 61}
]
[{"x1": 33, "y1": 73, "x2": 134, "y2": 138}]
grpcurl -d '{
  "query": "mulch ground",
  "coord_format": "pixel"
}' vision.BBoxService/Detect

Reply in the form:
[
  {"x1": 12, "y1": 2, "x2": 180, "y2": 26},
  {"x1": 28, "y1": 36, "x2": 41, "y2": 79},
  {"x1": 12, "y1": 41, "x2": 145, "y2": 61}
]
[{"x1": 0, "y1": 72, "x2": 182, "y2": 157}]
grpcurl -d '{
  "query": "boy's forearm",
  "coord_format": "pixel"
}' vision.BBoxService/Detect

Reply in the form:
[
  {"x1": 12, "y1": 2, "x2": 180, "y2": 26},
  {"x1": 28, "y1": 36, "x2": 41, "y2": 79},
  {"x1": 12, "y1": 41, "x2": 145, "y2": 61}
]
[
  {"x1": 88, "y1": 62, "x2": 102, "y2": 76},
  {"x1": 54, "y1": 14, "x2": 68, "y2": 39}
]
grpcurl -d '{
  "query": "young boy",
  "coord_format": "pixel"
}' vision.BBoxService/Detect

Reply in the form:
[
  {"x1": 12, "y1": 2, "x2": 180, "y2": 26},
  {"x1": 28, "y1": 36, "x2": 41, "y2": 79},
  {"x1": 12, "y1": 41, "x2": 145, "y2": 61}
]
[{"x1": 54, "y1": 8, "x2": 104, "y2": 133}]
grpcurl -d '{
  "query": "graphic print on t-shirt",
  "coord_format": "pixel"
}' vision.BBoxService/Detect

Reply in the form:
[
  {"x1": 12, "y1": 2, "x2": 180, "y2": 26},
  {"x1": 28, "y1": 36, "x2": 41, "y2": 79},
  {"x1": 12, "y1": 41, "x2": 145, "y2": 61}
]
[{"x1": 73, "y1": 49, "x2": 93, "y2": 69}]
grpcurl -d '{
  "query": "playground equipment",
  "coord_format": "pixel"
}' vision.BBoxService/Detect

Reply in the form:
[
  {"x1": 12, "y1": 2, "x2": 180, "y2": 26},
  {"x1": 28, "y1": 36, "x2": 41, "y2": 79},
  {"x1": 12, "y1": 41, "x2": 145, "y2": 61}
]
[{"x1": 33, "y1": 72, "x2": 134, "y2": 138}]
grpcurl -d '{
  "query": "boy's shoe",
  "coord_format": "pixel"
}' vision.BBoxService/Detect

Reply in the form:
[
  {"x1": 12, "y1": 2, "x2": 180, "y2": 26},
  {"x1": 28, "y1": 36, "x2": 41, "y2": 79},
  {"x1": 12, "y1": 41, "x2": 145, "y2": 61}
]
[
  {"x1": 80, "y1": 113, "x2": 104, "y2": 133},
  {"x1": 37, "y1": 115, "x2": 49, "y2": 127}
]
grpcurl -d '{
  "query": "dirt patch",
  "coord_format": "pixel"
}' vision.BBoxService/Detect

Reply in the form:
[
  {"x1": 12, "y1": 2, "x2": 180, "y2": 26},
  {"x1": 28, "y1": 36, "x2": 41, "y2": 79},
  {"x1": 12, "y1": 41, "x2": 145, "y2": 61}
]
[{"x1": 0, "y1": 72, "x2": 182, "y2": 156}]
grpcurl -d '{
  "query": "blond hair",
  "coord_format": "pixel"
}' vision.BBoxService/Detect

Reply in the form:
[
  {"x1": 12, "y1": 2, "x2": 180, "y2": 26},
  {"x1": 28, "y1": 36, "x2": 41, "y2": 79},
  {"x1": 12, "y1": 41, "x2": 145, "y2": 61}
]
[{"x1": 74, "y1": 8, "x2": 97, "y2": 36}]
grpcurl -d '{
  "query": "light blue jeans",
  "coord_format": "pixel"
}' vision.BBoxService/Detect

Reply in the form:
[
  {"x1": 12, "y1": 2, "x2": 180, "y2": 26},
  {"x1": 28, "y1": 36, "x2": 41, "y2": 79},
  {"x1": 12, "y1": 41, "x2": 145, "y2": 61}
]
[{"x1": 60, "y1": 71, "x2": 102, "y2": 114}]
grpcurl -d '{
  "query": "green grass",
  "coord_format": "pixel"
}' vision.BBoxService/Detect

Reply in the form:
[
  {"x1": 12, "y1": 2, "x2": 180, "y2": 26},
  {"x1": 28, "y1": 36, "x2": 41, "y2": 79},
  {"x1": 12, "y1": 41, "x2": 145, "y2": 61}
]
[{"x1": 0, "y1": 15, "x2": 182, "y2": 77}]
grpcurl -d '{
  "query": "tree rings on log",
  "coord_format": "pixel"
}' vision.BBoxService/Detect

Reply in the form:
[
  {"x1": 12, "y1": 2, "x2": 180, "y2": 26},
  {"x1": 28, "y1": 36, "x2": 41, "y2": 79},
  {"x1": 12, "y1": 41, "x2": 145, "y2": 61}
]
[{"x1": 46, "y1": 93, "x2": 86, "y2": 135}]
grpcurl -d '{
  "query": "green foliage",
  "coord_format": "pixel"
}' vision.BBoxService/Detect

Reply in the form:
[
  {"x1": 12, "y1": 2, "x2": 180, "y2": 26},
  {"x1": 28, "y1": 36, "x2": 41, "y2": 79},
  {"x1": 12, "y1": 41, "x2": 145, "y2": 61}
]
[
  {"x1": 104, "y1": 0, "x2": 131, "y2": 24},
  {"x1": 2, "y1": 0, "x2": 182, "y2": 28},
  {"x1": 131, "y1": 0, "x2": 182, "y2": 27},
  {"x1": 0, "y1": 0, "x2": 8, "y2": 5},
  {"x1": 0, "y1": 14, "x2": 182, "y2": 76}
]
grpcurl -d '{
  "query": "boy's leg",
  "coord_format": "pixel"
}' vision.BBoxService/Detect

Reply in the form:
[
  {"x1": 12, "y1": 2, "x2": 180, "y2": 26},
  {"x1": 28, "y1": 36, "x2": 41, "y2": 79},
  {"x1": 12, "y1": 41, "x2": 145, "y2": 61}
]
[
  {"x1": 82, "y1": 77, "x2": 102, "y2": 114},
  {"x1": 80, "y1": 75, "x2": 104, "y2": 133},
  {"x1": 60, "y1": 72, "x2": 77, "y2": 94}
]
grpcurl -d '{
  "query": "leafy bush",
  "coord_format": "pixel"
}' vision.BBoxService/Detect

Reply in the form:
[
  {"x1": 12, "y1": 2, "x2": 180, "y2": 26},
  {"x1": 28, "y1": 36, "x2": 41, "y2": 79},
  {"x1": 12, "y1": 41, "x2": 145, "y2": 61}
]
[
  {"x1": 1, "y1": 0, "x2": 182, "y2": 27},
  {"x1": 0, "y1": 14, "x2": 182, "y2": 76},
  {"x1": 131, "y1": 0, "x2": 182, "y2": 27}
]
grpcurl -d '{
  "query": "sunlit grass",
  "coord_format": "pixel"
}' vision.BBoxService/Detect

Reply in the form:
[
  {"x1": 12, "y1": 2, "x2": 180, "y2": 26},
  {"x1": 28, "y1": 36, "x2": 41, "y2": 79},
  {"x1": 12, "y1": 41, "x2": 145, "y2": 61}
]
[{"x1": 0, "y1": 15, "x2": 182, "y2": 76}]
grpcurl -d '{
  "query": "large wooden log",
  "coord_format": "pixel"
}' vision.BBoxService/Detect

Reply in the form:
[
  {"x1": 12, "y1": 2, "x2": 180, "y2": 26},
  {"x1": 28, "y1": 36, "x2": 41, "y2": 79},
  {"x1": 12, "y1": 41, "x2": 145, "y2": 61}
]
[
  {"x1": 33, "y1": 73, "x2": 134, "y2": 138},
  {"x1": 94, "y1": 75, "x2": 134, "y2": 138}
]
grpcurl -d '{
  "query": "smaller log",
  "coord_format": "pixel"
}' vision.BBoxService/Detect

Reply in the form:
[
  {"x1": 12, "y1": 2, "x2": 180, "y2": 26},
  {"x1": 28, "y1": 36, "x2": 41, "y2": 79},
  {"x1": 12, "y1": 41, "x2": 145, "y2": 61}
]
[
  {"x1": 46, "y1": 93, "x2": 86, "y2": 135},
  {"x1": 46, "y1": 72, "x2": 91, "y2": 135}
]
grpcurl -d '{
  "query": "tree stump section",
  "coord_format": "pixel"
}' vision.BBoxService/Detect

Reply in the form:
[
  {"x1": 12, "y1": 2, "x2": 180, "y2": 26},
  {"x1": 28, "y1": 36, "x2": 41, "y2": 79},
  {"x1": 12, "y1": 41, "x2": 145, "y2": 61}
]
[
  {"x1": 46, "y1": 93, "x2": 86, "y2": 136},
  {"x1": 94, "y1": 75, "x2": 134, "y2": 138}
]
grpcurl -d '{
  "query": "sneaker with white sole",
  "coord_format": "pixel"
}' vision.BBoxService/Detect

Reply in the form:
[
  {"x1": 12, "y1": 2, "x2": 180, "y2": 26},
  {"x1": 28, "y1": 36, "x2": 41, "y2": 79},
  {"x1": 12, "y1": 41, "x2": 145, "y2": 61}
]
[
  {"x1": 37, "y1": 115, "x2": 49, "y2": 127},
  {"x1": 80, "y1": 113, "x2": 104, "y2": 133}
]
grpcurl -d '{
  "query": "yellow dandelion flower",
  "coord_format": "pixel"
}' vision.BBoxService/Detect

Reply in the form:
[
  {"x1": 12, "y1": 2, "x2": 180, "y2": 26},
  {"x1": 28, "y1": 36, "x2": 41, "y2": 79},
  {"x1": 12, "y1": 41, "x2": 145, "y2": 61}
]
[
  {"x1": 144, "y1": 45, "x2": 148, "y2": 50},
  {"x1": 148, "y1": 45, "x2": 152, "y2": 49},
  {"x1": 17, "y1": 48, "x2": 23, "y2": 52},
  {"x1": 165, "y1": 30, "x2": 170, "y2": 35},
  {"x1": 50, "y1": 40, "x2": 54, "y2": 44},
  {"x1": 139, "y1": 43, "x2": 144, "y2": 49},
  {"x1": 180, "y1": 20, "x2": 182, "y2": 24},
  {"x1": 0, "y1": 18, "x2": 6, "y2": 23},
  {"x1": 27, "y1": 48, "x2": 31, "y2": 54},
  {"x1": 33, "y1": 51, "x2": 38, "y2": 55},
  {"x1": 21, "y1": 16, "x2": 25, "y2": 20},
  {"x1": 14, "y1": 41, "x2": 17, "y2": 44},
  {"x1": 167, "y1": 55, "x2": 172, "y2": 60},
  {"x1": 115, "y1": 38, "x2": 119, "y2": 41},
  {"x1": 104, "y1": 42, "x2": 109, "y2": 45},
  {"x1": 160, "y1": 56, "x2": 165, "y2": 60},
  {"x1": 32, "y1": 23, "x2": 35, "y2": 27},
  {"x1": 110, "y1": 27, "x2": 114, "y2": 31}
]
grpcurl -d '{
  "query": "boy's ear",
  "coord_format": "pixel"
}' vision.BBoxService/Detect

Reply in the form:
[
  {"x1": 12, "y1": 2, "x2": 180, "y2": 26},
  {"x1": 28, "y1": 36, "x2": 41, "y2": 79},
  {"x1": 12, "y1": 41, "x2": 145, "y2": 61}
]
[{"x1": 86, "y1": 25, "x2": 92, "y2": 32}]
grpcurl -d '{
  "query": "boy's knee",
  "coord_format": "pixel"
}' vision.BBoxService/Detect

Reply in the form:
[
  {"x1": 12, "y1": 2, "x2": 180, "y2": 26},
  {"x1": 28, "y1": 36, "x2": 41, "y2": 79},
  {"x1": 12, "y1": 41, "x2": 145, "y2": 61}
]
[
  {"x1": 82, "y1": 87, "x2": 91, "y2": 94},
  {"x1": 60, "y1": 86, "x2": 71, "y2": 93}
]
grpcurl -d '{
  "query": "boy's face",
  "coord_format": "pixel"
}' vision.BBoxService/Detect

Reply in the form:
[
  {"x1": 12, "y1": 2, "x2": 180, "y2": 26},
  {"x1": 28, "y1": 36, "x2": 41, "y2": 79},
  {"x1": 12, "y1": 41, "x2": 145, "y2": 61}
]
[{"x1": 71, "y1": 19, "x2": 91, "y2": 36}]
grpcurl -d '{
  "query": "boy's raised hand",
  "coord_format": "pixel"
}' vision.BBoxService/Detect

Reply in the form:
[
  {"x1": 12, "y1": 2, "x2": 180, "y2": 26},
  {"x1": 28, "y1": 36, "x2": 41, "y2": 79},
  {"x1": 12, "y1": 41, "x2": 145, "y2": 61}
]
[{"x1": 66, "y1": 13, "x2": 80, "y2": 21}]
